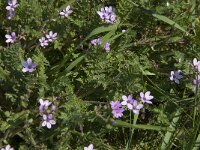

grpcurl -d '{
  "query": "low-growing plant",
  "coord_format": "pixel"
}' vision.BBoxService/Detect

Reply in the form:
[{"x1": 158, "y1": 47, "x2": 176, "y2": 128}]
[{"x1": 0, "y1": 0, "x2": 200, "y2": 150}]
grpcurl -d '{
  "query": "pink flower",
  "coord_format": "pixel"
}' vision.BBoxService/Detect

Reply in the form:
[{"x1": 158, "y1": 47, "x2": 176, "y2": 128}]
[
  {"x1": 112, "y1": 108, "x2": 124, "y2": 118},
  {"x1": 110, "y1": 100, "x2": 124, "y2": 118}
]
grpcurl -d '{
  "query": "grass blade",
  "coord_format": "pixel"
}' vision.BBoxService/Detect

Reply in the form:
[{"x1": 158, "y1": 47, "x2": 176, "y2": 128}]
[
  {"x1": 114, "y1": 120, "x2": 168, "y2": 131},
  {"x1": 161, "y1": 110, "x2": 181, "y2": 150}
]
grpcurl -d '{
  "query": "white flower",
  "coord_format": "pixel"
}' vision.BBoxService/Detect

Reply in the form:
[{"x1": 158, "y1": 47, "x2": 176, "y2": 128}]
[
  {"x1": 84, "y1": 144, "x2": 94, "y2": 150},
  {"x1": 46, "y1": 31, "x2": 57, "y2": 42},
  {"x1": 140, "y1": 91, "x2": 154, "y2": 104},
  {"x1": 193, "y1": 58, "x2": 200, "y2": 72},
  {"x1": 59, "y1": 6, "x2": 73, "y2": 18},
  {"x1": 1, "y1": 144, "x2": 14, "y2": 150},
  {"x1": 42, "y1": 114, "x2": 56, "y2": 129},
  {"x1": 166, "y1": 2, "x2": 170, "y2": 7},
  {"x1": 39, "y1": 37, "x2": 48, "y2": 47}
]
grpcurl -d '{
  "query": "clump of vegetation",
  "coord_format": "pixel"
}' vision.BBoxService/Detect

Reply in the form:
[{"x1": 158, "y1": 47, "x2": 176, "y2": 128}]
[{"x1": 0, "y1": 0, "x2": 200, "y2": 149}]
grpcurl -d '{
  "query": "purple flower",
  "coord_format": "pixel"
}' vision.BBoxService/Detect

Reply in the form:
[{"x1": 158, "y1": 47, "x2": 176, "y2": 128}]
[
  {"x1": 1, "y1": 145, "x2": 14, "y2": 150},
  {"x1": 7, "y1": 9, "x2": 14, "y2": 20},
  {"x1": 91, "y1": 38, "x2": 101, "y2": 46},
  {"x1": 193, "y1": 58, "x2": 200, "y2": 72},
  {"x1": 110, "y1": 100, "x2": 124, "y2": 118},
  {"x1": 5, "y1": 32, "x2": 16, "y2": 43},
  {"x1": 39, "y1": 37, "x2": 48, "y2": 47},
  {"x1": 51, "y1": 104, "x2": 56, "y2": 113},
  {"x1": 110, "y1": 101, "x2": 122, "y2": 110},
  {"x1": 6, "y1": 0, "x2": 18, "y2": 11},
  {"x1": 170, "y1": 70, "x2": 183, "y2": 84},
  {"x1": 132, "y1": 100, "x2": 143, "y2": 114},
  {"x1": 112, "y1": 108, "x2": 124, "y2": 118},
  {"x1": 193, "y1": 75, "x2": 200, "y2": 85},
  {"x1": 22, "y1": 58, "x2": 37, "y2": 73},
  {"x1": 104, "y1": 43, "x2": 110, "y2": 52},
  {"x1": 84, "y1": 144, "x2": 94, "y2": 150},
  {"x1": 121, "y1": 95, "x2": 134, "y2": 110},
  {"x1": 39, "y1": 99, "x2": 52, "y2": 113},
  {"x1": 6, "y1": 0, "x2": 18, "y2": 20},
  {"x1": 97, "y1": 6, "x2": 117, "y2": 24},
  {"x1": 140, "y1": 91, "x2": 154, "y2": 104},
  {"x1": 42, "y1": 114, "x2": 56, "y2": 129},
  {"x1": 46, "y1": 31, "x2": 57, "y2": 42},
  {"x1": 59, "y1": 6, "x2": 73, "y2": 18}
]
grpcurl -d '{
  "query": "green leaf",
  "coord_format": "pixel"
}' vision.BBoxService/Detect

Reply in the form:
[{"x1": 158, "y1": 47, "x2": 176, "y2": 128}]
[
  {"x1": 161, "y1": 110, "x2": 181, "y2": 150},
  {"x1": 56, "y1": 54, "x2": 86, "y2": 79},
  {"x1": 114, "y1": 120, "x2": 168, "y2": 131},
  {"x1": 193, "y1": 133, "x2": 200, "y2": 150},
  {"x1": 127, "y1": 0, "x2": 188, "y2": 34},
  {"x1": 151, "y1": 13, "x2": 188, "y2": 34}
]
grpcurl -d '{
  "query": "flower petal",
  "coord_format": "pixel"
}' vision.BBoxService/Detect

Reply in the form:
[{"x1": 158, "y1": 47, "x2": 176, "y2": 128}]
[
  {"x1": 122, "y1": 95, "x2": 128, "y2": 101},
  {"x1": 27, "y1": 58, "x2": 32, "y2": 66},
  {"x1": 136, "y1": 104, "x2": 144, "y2": 109},
  {"x1": 42, "y1": 121, "x2": 47, "y2": 126},
  {"x1": 133, "y1": 109, "x2": 139, "y2": 114},
  {"x1": 140, "y1": 92, "x2": 144, "y2": 98},
  {"x1": 127, "y1": 103, "x2": 133, "y2": 110},
  {"x1": 22, "y1": 61, "x2": 28, "y2": 68},
  {"x1": 47, "y1": 122, "x2": 51, "y2": 129},
  {"x1": 49, "y1": 120, "x2": 56, "y2": 125},
  {"x1": 43, "y1": 114, "x2": 47, "y2": 120},
  {"x1": 22, "y1": 68, "x2": 28, "y2": 72},
  {"x1": 145, "y1": 91, "x2": 150, "y2": 98},
  {"x1": 121, "y1": 101, "x2": 127, "y2": 106},
  {"x1": 146, "y1": 100, "x2": 152, "y2": 104}
]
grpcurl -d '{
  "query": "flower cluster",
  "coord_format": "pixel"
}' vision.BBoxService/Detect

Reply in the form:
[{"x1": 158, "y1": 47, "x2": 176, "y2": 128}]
[
  {"x1": 84, "y1": 144, "x2": 94, "y2": 150},
  {"x1": 6, "y1": 0, "x2": 19, "y2": 20},
  {"x1": 5, "y1": 32, "x2": 16, "y2": 43},
  {"x1": 39, "y1": 31, "x2": 57, "y2": 48},
  {"x1": 97, "y1": 6, "x2": 117, "y2": 24},
  {"x1": 59, "y1": 6, "x2": 73, "y2": 18},
  {"x1": 91, "y1": 37, "x2": 111, "y2": 52},
  {"x1": 39, "y1": 98, "x2": 57, "y2": 129},
  {"x1": 1, "y1": 145, "x2": 14, "y2": 150},
  {"x1": 91, "y1": 38, "x2": 101, "y2": 46},
  {"x1": 21, "y1": 58, "x2": 37, "y2": 73},
  {"x1": 110, "y1": 91, "x2": 153, "y2": 118}
]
